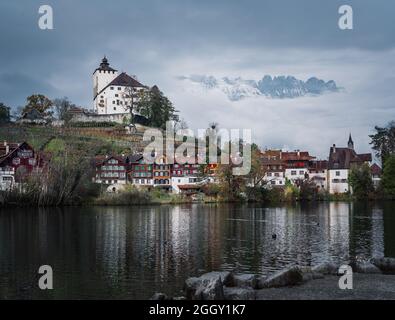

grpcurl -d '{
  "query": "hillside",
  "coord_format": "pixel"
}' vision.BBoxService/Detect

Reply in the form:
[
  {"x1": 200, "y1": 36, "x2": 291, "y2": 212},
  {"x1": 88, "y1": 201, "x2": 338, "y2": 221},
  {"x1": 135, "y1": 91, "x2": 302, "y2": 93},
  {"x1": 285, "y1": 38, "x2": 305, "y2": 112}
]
[{"x1": 0, "y1": 124, "x2": 149, "y2": 158}]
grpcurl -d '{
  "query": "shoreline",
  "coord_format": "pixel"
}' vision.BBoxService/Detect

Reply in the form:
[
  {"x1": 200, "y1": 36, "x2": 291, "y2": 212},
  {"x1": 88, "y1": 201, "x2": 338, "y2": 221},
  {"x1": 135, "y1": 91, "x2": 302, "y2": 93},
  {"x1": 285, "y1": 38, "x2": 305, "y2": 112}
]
[{"x1": 151, "y1": 259, "x2": 395, "y2": 300}]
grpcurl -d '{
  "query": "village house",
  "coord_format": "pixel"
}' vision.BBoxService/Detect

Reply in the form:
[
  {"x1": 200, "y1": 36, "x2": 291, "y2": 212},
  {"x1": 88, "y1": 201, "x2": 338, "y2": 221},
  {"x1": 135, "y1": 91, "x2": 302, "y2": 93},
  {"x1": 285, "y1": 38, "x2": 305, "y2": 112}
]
[
  {"x1": 171, "y1": 161, "x2": 201, "y2": 194},
  {"x1": 153, "y1": 154, "x2": 172, "y2": 189},
  {"x1": 0, "y1": 141, "x2": 43, "y2": 190},
  {"x1": 260, "y1": 150, "x2": 286, "y2": 187},
  {"x1": 282, "y1": 150, "x2": 315, "y2": 184},
  {"x1": 128, "y1": 154, "x2": 154, "y2": 187},
  {"x1": 308, "y1": 160, "x2": 328, "y2": 190},
  {"x1": 328, "y1": 134, "x2": 372, "y2": 194},
  {"x1": 93, "y1": 155, "x2": 129, "y2": 186}
]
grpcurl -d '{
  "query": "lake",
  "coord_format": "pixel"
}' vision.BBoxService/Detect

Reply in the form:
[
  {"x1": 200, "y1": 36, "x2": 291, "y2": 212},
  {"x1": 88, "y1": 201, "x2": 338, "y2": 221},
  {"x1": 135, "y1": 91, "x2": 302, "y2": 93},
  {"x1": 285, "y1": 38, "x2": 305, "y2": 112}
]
[{"x1": 0, "y1": 202, "x2": 394, "y2": 299}]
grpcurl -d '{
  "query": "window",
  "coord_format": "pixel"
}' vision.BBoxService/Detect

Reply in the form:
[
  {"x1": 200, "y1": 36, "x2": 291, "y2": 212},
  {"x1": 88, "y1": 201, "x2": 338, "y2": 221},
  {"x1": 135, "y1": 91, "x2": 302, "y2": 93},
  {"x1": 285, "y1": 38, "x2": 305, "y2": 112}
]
[
  {"x1": 113, "y1": 107, "x2": 116, "y2": 110},
  {"x1": 267, "y1": 172, "x2": 272, "y2": 177},
  {"x1": 291, "y1": 170, "x2": 297, "y2": 175},
  {"x1": 271, "y1": 181, "x2": 276, "y2": 185},
  {"x1": 299, "y1": 171, "x2": 304, "y2": 175},
  {"x1": 110, "y1": 87, "x2": 114, "y2": 90},
  {"x1": 115, "y1": 94, "x2": 119, "y2": 97},
  {"x1": 336, "y1": 171, "x2": 340, "y2": 176},
  {"x1": 118, "y1": 87, "x2": 121, "y2": 90},
  {"x1": 117, "y1": 100, "x2": 120, "y2": 105},
  {"x1": 275, "y1": 173, "x2": 279, "y2": 177},
  {"x1": 112, "y1": 101, "x2": 115, "y2": 104},
  {"x1": 28, "y1": 158, "x2": 36, "y2": 166}
]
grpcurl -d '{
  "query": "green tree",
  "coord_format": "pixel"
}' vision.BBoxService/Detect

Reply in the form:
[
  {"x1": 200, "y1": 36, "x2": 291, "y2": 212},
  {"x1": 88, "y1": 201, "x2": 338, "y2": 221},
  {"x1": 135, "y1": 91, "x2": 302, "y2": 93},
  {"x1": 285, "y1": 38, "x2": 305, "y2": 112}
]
[
  {"x1": 22, "y1": 94, "x2": 53, "y2": 117},
  {"x1": 0, "y1": 102, "x2": 11, "y2": 123},
  {"x1": 381, "y1": 155, "x2": 395, "y2": 199},
  {"x1": 369, "y1": 121, "x2": 395, "y2": 167},
  {"x1": 348, "y1": 163, "x2": 374, "y2": 200},
  {"x1": 136, "y1": 85, "x2": 178, "y2": 129}
]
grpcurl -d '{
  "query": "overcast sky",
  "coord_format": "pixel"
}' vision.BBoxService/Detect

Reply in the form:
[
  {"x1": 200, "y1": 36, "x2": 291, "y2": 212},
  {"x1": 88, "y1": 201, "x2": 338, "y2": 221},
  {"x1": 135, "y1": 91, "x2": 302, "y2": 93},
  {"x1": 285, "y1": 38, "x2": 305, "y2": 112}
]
[{"x1": 0, "y1": 0, "x2": 394, "y2": 158}]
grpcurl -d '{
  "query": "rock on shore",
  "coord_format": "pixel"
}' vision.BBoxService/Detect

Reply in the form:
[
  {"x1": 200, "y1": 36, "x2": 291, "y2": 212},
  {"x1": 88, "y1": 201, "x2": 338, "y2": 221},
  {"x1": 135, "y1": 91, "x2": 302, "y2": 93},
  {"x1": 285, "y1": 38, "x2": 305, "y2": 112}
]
[{"x1": 151, "y1": 257, "x2": 395, "y2": 300}]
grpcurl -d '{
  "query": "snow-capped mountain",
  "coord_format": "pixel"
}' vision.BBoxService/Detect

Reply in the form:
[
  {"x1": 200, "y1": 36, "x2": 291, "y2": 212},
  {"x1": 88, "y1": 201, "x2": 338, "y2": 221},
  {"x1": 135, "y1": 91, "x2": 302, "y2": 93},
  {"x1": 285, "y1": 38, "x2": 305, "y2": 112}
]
[{"x1": 178, "y1": 75, "x2": 339, "y2": 101}]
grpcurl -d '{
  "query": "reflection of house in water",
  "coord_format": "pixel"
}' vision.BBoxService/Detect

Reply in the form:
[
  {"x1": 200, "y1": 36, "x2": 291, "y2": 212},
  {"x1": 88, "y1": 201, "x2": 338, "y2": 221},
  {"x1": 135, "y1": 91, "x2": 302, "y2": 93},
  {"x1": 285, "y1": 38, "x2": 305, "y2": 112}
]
[{"x1": 95, "y1": 208, "x2": 127, "y2": 275}]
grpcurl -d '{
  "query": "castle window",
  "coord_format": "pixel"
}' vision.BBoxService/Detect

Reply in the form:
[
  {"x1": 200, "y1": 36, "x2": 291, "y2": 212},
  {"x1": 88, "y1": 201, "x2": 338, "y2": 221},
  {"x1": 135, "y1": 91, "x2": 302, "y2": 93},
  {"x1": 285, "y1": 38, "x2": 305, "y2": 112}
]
[
  {"x1": 110, "y1": 87, "x2": 114, "y2": 90},
  {"x1": 115, "y1": 94, "x2": 118, "y2": 97},
  {"x1": 118, "y1": 87, "x2": 121, "y2": 90},
  {"x1": 113, "y1": 107, "x2": 116, "y2": 110}
]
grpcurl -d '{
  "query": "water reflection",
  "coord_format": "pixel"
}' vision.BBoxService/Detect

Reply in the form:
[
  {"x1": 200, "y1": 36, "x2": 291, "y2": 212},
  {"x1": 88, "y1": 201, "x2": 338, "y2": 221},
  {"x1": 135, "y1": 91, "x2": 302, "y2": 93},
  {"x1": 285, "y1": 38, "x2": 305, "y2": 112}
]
[{"x1": 0, "y1": 202, "x2": 394, "y2": 299}]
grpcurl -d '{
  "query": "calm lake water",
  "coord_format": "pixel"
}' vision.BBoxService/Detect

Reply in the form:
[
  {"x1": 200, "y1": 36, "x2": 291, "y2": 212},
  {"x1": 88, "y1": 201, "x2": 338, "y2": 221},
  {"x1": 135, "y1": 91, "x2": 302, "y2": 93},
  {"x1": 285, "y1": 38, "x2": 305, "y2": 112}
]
[{"x1": 0, "y1": 202, "x2": 394, "y2": 299}]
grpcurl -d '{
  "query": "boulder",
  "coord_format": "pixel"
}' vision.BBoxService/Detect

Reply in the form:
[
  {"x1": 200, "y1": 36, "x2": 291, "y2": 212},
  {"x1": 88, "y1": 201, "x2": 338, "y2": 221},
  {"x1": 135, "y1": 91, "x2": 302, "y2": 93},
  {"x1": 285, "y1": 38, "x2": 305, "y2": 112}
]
[
  {"x1": 371, "y1": 257, "x2": 395, "y2": 274},
  {"x1": 184, "y1": 272, "x2": 227, "y2": 300},
  {"x1": 233, "y1": 274, "x2": 259, "y2": 289},
  {"x1": 257, "y1": 266, "x2": 304, "y2": 289},
  {"x1": 194, "y1": 277, "x2": 224, "y2": 300},
  {"x1": 223, "y1": 287, "x2": 256, "y2": 300},
  {"x1": 298, "y1": 266, "x2": 324, "y2": 281},
  {"x1": 150, "y1": 293, "x2": 169, "y2": 300},
  {"x1": 311, "y1": 262, "x2": 338, "y2": 275},
  {"x1": 350, "y1": 261, "x2": 381, "y2": 274},
  {"x1": 200, "y1": 271, "x2": 234, "y2": 286}
]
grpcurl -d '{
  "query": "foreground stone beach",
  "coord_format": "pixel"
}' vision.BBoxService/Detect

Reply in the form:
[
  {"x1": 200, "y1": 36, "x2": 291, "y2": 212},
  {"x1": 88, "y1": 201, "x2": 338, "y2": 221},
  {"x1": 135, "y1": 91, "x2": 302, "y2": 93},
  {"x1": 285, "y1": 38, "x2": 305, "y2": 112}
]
[{"x1": 151, "y1": 257, "x2": 395, "y2": 300}]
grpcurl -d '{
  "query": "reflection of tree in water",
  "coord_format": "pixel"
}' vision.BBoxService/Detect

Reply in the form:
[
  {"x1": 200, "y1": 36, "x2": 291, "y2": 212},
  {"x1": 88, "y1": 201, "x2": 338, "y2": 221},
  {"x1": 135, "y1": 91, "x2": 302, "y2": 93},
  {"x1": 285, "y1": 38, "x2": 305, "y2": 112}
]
[
  {"x1": 348, "y1": 202, "x2": 385, "y2": 261},
  {"x1": 383, "y1": 202, "x2": 395, "y2": 258}
]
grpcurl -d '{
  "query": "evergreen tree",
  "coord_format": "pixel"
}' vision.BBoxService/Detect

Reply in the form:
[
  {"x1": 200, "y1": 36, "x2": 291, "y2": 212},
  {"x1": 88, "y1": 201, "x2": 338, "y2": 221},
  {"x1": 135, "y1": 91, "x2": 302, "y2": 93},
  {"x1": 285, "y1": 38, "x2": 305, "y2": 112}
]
[
  {"x1": 348, "y1": 163, "x2": 374, "y2": 200},
  {"x1": 381, "y1": 155, "x2": 395, "y2": 199},
  {"x1": 0, "y1": 102, "x2": 11, "y2": 123},
  {"x1": 137, "y1": 85, "x2": 178, "y2": 129},
  {"x1": 369, "y1": 121, "x2": 395, "y2": 167}
]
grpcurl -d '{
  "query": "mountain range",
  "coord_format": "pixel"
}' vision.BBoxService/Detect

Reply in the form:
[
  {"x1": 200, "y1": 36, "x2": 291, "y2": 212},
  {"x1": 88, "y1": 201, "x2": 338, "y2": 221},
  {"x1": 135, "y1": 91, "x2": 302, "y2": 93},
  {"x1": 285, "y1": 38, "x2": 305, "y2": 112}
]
[{"x1": 178, "y1": 75, "x2": 339, "y2": 101}]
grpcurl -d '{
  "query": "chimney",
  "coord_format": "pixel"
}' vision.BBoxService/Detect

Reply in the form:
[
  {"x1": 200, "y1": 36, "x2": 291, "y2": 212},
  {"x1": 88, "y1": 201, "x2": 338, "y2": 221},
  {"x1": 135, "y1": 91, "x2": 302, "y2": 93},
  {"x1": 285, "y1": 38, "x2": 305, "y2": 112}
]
[{"x1": 332, "y1": 144, "x2": 336, "y2": 153}]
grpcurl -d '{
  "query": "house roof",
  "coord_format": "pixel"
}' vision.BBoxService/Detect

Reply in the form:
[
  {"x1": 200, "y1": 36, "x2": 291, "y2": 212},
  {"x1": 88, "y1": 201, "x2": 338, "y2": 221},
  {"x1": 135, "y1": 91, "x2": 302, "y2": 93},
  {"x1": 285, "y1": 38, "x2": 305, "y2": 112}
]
[
  {"x1": 309, "y1": 160, "x2": 328, "y2": 171},
  {"x1": 0, "y1": 142, "x2": 32, "y2": 165},
  {"x1": 94, "y1": 155, "x2": 128, "y2": 166},
  {"x1": 328, "y1": 146, "x2": 372, "y2": 170},
  {"x1": 95, "y1": 72, "x2": 146, "y2": 100},
  {"x1": 20, "y1": 109, "x2": 45, "y2": 120},
  {"x1": 93, "y1": 56, "x2": 117, "y2": 74},
  {"x1": 282, "y1": 151, "x2": 315, "y2": 161},
  {"x1": 178, "y1": 184, "x2": 201, "y2": 190}
]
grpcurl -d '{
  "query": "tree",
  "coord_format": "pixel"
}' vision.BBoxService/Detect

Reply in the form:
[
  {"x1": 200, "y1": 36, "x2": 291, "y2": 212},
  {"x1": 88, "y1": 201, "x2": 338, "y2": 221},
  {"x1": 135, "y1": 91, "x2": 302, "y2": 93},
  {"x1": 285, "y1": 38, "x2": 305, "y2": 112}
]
[
  {"x1": 381, "y1": 155, "x2": 395, "y2": 199},
  {"x1": 22, "y1": 94, "x2": 53, "y2": 117},
  {"x1": 369, "y1": 121, "x2": 395, "y2": 167},
  {"x1": 348, "y1": 163, "x2": 374, "y2": 200},
  {"x1": 0, "y1": 102, "x2": 11, "y2": 123},
  {"x1": 246, "y1": 144, "x2": 266, "y2": 188},
  {"x1": 53, "y1": 97, "x2": 74, "y2": 123},
  {"x1": 136, "y1": 85, "x2": 178, "y2": 129}
]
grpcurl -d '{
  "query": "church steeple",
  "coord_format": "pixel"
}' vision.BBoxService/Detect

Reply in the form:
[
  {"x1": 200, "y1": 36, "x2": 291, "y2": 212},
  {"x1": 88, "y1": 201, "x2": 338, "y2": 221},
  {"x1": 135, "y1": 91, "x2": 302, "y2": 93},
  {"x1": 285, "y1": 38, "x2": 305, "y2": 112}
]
[{"x1": 348, "y1": 133, "x2": 354, "y2": 150}]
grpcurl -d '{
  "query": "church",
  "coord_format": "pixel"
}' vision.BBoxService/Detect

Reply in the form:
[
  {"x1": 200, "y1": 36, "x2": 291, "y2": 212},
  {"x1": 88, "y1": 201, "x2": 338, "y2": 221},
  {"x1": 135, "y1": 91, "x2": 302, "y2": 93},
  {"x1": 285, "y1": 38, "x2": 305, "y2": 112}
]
[{"x1": 93, "y1": 56, "x2": 147, "y2": 115}]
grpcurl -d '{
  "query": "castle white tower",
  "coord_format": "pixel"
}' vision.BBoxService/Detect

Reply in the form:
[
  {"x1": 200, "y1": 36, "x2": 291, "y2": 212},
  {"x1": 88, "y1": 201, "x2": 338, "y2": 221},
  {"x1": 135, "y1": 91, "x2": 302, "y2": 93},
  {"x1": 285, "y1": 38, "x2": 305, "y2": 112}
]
[{"x1": 93, "y1": 56, "x2": 118, "y2": 113}]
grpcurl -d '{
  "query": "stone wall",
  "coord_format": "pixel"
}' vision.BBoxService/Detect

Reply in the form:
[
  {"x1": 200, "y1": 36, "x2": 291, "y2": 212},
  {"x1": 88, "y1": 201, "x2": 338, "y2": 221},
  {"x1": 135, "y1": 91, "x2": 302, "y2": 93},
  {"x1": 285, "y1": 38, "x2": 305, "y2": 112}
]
[{"x1": 71, "y1": 112, "x2": 130, "y2": 124}]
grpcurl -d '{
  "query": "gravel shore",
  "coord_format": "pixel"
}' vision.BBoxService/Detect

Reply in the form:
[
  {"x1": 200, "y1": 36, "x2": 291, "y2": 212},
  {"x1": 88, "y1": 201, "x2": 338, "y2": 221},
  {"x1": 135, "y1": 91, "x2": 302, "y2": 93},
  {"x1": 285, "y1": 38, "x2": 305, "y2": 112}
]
[{"x1": 256, "y1": 274, "x2": 395, "y2": 300}]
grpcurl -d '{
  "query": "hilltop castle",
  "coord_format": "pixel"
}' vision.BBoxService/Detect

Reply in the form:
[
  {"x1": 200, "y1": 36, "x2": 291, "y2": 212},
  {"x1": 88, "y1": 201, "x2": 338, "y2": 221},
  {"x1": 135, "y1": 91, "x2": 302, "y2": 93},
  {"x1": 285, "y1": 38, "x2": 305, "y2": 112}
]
[{"x1": 93, "y1": 56, "x2": 147, "y2": 115}]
